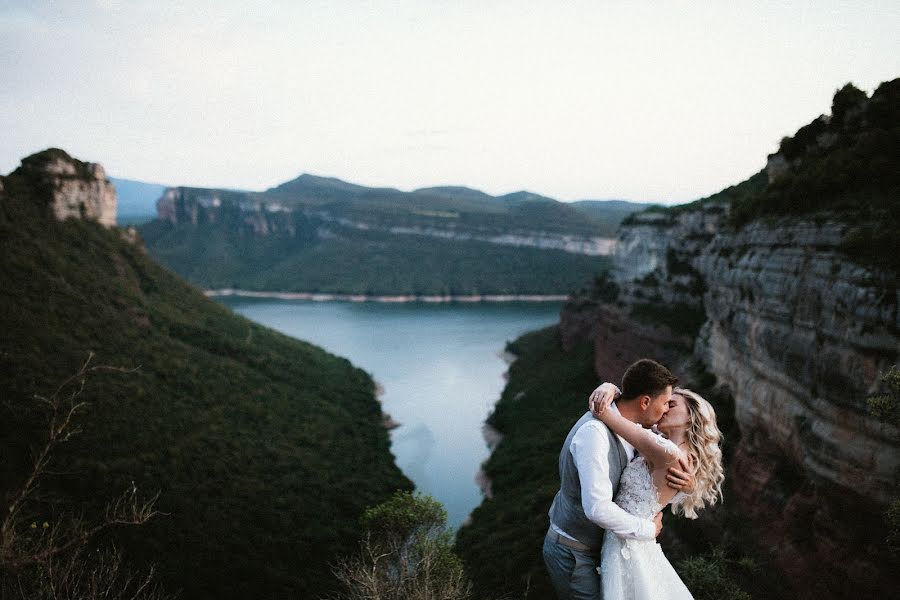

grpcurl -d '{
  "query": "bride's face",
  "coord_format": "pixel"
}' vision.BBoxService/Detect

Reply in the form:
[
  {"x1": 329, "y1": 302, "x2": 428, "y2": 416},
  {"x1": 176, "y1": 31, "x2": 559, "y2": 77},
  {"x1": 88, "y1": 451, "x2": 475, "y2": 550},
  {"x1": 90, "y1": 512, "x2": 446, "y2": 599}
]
[{"x1": 658, "y1": 394, "x2": 691, "y2": 431}]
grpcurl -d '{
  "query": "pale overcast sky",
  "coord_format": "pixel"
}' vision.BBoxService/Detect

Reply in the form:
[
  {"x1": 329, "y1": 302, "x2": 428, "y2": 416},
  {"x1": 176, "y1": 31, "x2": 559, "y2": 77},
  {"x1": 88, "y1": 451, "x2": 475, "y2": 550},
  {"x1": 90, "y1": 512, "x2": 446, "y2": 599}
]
[{"x1": 2, "y1": 1, "x2": 898, "y2": 203}]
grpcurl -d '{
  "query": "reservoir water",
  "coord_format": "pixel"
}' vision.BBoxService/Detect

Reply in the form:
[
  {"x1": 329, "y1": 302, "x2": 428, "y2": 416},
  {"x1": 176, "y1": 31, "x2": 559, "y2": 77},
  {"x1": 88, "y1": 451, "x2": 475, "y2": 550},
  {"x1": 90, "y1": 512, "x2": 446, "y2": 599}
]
[{"x1": 216, "y1": 297, "x2": 562, "y2": 528}]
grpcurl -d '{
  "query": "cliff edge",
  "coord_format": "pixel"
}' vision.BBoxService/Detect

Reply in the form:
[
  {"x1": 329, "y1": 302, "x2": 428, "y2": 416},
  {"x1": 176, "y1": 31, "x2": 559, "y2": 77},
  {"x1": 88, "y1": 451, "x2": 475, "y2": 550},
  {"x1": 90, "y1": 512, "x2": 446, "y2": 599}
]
[
  {"x1": 9, "y1": 148, "x2": 117, "y2": 227},
  {"x1": 559, "y1": 79, "x2": 899, "y2": 598}
]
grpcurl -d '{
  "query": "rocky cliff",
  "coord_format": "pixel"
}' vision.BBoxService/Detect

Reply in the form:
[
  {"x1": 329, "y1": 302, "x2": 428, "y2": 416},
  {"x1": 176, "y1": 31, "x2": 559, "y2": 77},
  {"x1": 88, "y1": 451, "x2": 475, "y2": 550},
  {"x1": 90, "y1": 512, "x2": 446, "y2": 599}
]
[
  {"x1": 9, "y1": 148, "x2": 117, "y2": 227},
  {"x1": 560, "y1": 186, "x2": 899, "y2": 597}
]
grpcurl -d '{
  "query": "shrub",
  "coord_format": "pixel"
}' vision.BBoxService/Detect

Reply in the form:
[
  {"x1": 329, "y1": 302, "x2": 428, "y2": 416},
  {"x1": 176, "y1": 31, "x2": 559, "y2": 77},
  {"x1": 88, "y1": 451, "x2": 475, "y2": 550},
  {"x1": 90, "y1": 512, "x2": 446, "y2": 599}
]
[
  {"x1": 330, "y1": 491, "x2": 472, "y2": 600},
  {"x1": 867, "y1": 366, "x2": 900, "y2": 428},
  {"x1": 677, "y1": 549, "x2": 753, "y2": 600}
]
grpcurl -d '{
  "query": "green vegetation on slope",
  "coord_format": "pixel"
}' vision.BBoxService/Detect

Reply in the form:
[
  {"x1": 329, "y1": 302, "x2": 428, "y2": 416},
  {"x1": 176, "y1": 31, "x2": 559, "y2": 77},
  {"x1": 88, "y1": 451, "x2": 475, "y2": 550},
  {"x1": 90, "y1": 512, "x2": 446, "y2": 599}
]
[
  {"x1": 0, "y1": 160, "x2": 411, "y2": 599},
  {"x1": 455, "y1": 327, "x2": 599, "y2": 598},
  {"x1": 140, "y1": 218, "x2": 612, "y2": 295},
  {"x1": 623, "y1": 78, "x2": 899, "y2": 273},
  {"x1": 621, "y1": 170, "x2": 768, "y2": 226},
  {"x1": 729, "y1": 80, "x2": 899, "y2": 232},
  {"x1": 730, "y1": 80, "x2": 900, "y2": 273}
]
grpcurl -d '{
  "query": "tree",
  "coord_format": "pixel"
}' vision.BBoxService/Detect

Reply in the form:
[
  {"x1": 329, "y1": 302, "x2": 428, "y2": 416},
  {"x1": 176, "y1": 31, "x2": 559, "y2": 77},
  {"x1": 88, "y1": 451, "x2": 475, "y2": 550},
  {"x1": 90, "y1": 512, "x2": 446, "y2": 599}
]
[
  {"x1": 0, "y1": 353, "x2": 170, "y2": 599},
  {"x1": 329, "y1": 491, "x2": 472, "y2": 600},
  {"x1": 831, "y1": 83, "x2": 868, "y2": 127}
]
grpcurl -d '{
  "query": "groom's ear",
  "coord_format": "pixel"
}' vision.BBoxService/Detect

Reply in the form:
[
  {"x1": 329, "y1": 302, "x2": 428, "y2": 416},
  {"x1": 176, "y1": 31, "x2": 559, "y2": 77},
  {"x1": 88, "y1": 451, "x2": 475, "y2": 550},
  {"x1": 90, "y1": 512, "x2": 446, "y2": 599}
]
[{"x1": 639, "y1": 395, "x2": 651, "y2": 410}]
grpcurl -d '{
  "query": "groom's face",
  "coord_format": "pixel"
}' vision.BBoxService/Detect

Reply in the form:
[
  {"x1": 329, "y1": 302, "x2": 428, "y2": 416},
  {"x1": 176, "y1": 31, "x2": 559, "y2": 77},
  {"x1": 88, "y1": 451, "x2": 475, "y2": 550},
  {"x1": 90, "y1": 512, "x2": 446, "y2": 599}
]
[{"x1": 642, "y1": 385, "x2": 673, "y2": 427}]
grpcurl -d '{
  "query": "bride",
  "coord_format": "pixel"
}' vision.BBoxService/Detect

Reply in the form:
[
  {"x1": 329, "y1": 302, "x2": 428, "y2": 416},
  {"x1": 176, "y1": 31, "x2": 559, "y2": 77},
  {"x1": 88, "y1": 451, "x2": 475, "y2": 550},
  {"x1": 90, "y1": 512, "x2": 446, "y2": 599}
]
[{"x1": 589, "y1": 385, "x2": 724, "y2": 599}]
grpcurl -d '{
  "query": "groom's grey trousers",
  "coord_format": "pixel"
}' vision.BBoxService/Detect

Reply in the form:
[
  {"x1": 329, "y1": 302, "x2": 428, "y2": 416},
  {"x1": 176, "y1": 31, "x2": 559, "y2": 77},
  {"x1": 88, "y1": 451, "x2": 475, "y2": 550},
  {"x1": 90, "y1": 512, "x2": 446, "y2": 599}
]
[
  {"x1": 543, "y1": 411, "x2": 628, "y2": 599},
  {"x1": 542, "y1": 528, "x2": 602, "y2": 599}
]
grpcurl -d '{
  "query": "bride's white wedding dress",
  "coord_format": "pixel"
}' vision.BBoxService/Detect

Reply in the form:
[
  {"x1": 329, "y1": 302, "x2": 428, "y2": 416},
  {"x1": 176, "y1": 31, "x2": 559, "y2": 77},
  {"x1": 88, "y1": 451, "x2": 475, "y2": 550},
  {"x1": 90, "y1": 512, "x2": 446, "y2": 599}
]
[{"x1": 599, "y1": 436, "x2": 693, "y2": 600}]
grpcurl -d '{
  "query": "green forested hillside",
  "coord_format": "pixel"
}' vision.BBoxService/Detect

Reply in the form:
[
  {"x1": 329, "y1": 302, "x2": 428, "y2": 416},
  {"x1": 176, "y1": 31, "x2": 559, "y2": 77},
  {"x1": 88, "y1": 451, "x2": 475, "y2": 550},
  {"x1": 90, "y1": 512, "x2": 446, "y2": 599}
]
[
  {"x1": 139, "y1": 217, "x2": 611, "y2": 295},
  {"x1": 0, "y1": 156, "x2": 411, "y2": 598}
]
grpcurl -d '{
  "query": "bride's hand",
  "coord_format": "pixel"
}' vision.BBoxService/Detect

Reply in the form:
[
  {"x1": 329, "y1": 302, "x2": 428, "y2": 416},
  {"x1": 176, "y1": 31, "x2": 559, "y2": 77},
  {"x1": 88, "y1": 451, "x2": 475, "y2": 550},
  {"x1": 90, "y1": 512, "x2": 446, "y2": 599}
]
[{"x1": 589, "y1": 382, "x2": 620, "y2": 417}]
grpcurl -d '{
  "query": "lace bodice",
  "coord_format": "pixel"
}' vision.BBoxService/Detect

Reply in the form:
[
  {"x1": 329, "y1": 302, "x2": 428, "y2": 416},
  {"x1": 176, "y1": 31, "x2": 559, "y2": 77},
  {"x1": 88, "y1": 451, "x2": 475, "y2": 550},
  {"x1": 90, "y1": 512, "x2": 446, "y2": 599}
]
[{"x1": 614, "y1": 436, "x2": 686, "y2": 519}]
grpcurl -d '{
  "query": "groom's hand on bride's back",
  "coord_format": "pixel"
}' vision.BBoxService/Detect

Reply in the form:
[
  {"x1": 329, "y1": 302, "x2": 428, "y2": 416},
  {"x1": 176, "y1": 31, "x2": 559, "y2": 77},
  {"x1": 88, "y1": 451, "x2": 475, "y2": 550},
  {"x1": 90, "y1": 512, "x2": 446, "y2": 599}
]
[
  {"x1": 666, "y1": 455, "x2": 696, "y2": 494},
  {"x1": 654, "y1": 512, "x2": 663, "y2": 537}
]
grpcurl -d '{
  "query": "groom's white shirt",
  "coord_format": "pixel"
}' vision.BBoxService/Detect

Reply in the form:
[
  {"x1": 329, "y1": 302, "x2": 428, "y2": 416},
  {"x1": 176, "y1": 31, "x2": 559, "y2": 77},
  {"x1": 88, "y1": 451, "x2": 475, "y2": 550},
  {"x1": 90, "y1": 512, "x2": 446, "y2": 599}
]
[{"x1": 550, "y1": 402, "x2": 656, "y2": 542}]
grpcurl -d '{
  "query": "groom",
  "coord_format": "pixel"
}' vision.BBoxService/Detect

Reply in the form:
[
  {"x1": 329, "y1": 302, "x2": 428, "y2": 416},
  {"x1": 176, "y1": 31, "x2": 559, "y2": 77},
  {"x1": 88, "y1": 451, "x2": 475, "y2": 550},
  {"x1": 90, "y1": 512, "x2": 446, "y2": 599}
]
[{"x1": 542, "y1": 358, "x2": 693, "y2": 599}]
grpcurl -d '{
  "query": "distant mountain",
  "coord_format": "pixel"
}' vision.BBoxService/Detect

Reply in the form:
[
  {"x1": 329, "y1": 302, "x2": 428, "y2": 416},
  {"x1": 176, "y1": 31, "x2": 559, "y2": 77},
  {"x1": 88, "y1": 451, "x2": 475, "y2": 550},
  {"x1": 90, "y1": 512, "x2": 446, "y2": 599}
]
[
  {"x1": 1, "y1": 150, "x2": 410, "y2": 599},
  {"x1": 266, "y1": 172, "x2": 375, "y2": 204},
  {"x1": 412, "y1": 185, "x2": 495, "y2": 203},
  {"x1": 571, "y1": 198, "x2": 649, "y2": 214},
  {"x1": 110, "y1": 177, "x2": 169, "y2": 224},
  {"x1": 495, "y1": 190, "x2": 555, "y2": 203},
  {"x1": 140, "y1": 175, "x2": 646, "y2": 295}
]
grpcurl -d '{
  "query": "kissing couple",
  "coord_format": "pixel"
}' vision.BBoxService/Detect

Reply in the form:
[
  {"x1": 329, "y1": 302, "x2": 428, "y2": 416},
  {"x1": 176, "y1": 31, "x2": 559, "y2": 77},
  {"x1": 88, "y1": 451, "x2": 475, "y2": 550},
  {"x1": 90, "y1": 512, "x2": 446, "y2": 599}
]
[{"x1": 543, "y1": 359, "x2": 724, "y2": 599}]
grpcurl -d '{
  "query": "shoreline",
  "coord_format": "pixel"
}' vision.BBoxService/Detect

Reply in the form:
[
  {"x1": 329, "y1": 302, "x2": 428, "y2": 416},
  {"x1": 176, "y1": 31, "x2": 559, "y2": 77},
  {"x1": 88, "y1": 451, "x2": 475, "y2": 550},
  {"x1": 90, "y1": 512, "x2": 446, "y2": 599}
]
[{"x1": 205, "y1": 288, "x2": 570, "y2": 303}]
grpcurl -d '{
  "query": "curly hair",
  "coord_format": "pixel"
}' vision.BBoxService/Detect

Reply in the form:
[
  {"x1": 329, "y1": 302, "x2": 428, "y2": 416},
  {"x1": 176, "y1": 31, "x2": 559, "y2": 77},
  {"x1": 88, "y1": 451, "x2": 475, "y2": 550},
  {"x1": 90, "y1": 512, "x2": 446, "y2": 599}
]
[{"x1": 670, "y1": 387, "x2": 724, "y2": 519}]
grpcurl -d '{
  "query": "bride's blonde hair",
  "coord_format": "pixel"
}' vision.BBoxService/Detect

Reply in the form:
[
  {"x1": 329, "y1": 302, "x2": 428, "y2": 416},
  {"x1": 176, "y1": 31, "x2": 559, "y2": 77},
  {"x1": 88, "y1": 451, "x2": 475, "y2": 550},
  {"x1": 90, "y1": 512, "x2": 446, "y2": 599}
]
[{"x1": 670, "y1": 387, "x2": 724, "y2": 519}]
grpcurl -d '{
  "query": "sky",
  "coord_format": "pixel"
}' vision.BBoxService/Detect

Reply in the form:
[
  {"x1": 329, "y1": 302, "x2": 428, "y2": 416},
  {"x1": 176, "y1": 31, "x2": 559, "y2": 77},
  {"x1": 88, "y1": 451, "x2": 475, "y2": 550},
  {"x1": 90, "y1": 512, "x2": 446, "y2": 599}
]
[{"x1": 2, "y1": 1, "x2": 898, "y2": 204}]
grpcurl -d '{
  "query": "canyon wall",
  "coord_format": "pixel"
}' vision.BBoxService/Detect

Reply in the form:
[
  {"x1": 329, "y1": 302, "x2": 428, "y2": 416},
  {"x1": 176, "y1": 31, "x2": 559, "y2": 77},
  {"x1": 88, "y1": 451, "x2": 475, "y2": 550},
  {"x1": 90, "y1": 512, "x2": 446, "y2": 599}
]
[{"x1": 561, "y1": 200, "x2": 899, "y2": 597}]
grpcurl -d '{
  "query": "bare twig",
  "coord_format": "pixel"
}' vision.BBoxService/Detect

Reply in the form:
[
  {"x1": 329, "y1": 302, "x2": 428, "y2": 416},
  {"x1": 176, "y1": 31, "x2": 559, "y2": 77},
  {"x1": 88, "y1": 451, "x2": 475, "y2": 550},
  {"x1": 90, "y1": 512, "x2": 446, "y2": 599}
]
[{"x1": 0, "y1": 354, "x2": 168, "y2": 600}]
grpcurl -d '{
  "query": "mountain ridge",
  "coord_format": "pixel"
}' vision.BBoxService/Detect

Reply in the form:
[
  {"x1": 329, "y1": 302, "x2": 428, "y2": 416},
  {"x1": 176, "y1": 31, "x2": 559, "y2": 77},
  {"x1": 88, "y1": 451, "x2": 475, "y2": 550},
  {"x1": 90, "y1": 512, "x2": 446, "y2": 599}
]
[{"x1": 138, "y1": 170, "x2": 643, "y2": 295}]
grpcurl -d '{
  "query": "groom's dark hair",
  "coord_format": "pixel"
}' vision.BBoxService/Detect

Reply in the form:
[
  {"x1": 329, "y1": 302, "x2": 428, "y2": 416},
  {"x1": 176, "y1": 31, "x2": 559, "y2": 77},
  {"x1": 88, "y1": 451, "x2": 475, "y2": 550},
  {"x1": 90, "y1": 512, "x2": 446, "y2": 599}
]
[{"x1": 621, "y1": 359, "x2": 678, "y2": 400}]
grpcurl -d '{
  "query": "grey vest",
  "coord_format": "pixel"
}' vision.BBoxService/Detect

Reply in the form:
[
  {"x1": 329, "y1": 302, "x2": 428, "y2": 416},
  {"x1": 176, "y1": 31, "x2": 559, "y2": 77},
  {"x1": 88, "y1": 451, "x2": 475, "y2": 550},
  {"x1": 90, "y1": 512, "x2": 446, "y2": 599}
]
[{"x1": 548, "y1": 411, "x2": 629, "y2": 550}]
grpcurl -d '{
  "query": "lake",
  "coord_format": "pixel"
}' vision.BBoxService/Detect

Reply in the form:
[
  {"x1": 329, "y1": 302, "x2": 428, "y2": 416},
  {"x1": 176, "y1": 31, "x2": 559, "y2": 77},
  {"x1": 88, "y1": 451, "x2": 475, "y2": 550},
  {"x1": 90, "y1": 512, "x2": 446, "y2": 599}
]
[{"x1": 215, "y1": 297, "x2": 562, "y2": 528}]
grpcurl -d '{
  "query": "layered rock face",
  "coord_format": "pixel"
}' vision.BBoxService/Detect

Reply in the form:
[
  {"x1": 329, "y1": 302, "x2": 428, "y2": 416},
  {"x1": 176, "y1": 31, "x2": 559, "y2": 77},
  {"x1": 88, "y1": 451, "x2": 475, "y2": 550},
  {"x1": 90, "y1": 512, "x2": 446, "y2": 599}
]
[
  {"x1": 560, "y1": 298, "x2": 693, "y2": 383},
  {"x1": 561, "y1": 202, "x2": 899, "y2": 597},
  {"x1": 155, "y1": 186, "x2": 617, "y2": 256},
  {"x1": 13, "y1": 148, "x2": 116, "y2": 227},
  {"x1": 156, "y1": 187, "x2": 302, "y2": 237},
  {"x1": 612, "y1": 202, "x2": 724, "y2": 306},
  {"x1": 695, "y1": 219, "x2": 898, "y2": 596}
]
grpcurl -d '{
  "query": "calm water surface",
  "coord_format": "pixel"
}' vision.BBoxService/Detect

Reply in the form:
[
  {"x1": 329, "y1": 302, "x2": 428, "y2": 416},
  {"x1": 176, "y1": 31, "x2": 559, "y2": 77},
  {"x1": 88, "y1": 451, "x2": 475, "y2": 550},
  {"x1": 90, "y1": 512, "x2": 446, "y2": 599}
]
[{"x1": 216, "y1": 298, "x2": 561, "y2": 528}]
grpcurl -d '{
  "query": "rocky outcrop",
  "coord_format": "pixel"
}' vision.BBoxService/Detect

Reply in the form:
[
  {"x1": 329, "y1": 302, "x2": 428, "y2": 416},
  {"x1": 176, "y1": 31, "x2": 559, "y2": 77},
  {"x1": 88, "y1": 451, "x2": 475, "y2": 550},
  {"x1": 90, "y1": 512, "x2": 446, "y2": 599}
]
[
  {"x1": 613, "y1": 202, "x2": 725, "y2": 306},
  {"x1": 560, "y1": 201, "x2": 899, "y2": 598},
  {"x1": 15, "y1": 148, "x2": 116, "y2": 227},
  {"x1": 156, "y1": 187, "x2": 302, "y2": 237}
]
